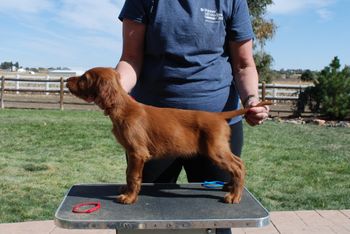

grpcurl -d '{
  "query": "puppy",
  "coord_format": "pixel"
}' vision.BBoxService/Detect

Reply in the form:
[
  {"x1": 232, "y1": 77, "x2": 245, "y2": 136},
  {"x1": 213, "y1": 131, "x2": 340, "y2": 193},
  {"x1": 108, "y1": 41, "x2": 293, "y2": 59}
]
[{"x1": 66, "y1": 67, "x2": 271, "y2": 204}]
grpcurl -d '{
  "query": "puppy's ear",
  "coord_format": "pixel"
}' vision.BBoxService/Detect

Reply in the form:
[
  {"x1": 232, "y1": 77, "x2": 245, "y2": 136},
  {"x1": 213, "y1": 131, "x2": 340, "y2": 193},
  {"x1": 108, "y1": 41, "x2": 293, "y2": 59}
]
[{"x1": 97, "y1": 74, "x2": 119, "y2": 111}]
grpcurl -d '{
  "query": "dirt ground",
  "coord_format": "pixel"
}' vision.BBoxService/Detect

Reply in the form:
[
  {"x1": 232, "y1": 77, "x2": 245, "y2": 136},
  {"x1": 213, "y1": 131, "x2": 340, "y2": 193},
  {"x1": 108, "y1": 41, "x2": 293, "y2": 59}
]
[{"x1": 1, "y1": 93, "x2": 99, "y2": 111}]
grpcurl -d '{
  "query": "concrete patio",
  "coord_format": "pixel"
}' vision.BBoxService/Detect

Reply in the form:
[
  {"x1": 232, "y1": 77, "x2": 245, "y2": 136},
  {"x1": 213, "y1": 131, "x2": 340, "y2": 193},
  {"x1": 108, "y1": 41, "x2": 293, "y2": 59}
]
[{"x1": 0, "y1": 210, "x2": 349, "y2": 234}]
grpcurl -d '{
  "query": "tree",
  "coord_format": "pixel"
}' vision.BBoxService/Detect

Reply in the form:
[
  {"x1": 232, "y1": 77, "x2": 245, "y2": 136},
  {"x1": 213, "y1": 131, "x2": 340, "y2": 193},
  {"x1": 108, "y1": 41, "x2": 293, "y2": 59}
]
[
  {"x1": 330, "y1": 56, "x2": 341, "y2": 71},
  {"x1": 248, "y1": 0, "x2": 276, "y2": 49},
  {"x1": 295, "y1": 57, "x2": 350, "y2": 119},
  {"x1": 1, "y1": 61, "x2": 12, "y2": 70},
  {"x1": 247, "y1": 0, "x2": 276, "y2": 83},
  {"x1": 0, "y1": 61, "x2": 20, "y2": 70},
  {"x1": 254, "y1": 51, "x2": 274, "y2": 83}
]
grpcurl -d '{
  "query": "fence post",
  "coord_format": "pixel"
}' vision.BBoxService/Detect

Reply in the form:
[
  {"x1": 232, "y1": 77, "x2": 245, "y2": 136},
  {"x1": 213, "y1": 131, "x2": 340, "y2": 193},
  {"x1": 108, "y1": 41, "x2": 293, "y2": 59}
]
[
  {"x1": 16, "y1": 74, "x2": 20, "y2": 94},
  {"x1": 46, "y1": 75, "x2": 50, "y2": 95},
  {"x1": 60, "y1": 77, "x2": 64, "y2": 111},
  {"x1": 261, "y1": 82, "x2": 266, "y2": 101},
  {"x1": 1, "y1": 76, "x2": 5, "y2": 109}
]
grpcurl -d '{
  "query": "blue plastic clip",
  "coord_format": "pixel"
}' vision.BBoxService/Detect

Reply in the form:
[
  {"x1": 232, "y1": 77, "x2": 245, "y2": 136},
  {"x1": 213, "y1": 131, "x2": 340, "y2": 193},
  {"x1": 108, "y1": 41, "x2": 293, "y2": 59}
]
[{"x1": 201, "y1": 181, "x2": 225, "y2": 188}]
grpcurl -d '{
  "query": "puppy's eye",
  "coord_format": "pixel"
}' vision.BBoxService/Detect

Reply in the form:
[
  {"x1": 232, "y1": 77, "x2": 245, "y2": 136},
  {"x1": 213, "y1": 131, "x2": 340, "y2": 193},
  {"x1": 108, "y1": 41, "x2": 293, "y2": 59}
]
[
  {"x1": 78, "y1": 77, "x2": 87, "y2": 89},
  {"x1": 80, "y1": 76, "x2": 88, "y2": 82}
]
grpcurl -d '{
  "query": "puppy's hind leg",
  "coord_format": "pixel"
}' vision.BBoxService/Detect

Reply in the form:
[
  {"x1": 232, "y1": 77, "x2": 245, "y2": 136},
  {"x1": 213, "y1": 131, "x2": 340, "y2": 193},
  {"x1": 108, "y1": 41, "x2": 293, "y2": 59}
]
[
  {"x1": 224, "y1": 154, "x2": 245, "y2": 203},
  {"x1": 207, "y1": 147, "x2": 245, "y2": 204}
]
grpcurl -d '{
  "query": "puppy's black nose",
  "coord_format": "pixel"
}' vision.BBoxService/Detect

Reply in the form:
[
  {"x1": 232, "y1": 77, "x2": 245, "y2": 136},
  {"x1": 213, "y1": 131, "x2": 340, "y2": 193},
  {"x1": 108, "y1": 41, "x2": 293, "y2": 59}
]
[{"x1": 66, "y1": 79, "x2": 71, "y2": 89}]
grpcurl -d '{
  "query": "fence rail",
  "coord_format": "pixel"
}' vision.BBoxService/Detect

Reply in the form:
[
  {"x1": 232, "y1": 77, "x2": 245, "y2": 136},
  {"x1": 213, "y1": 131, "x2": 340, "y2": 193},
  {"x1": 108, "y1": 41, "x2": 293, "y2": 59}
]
[
  {"x1": 259, "y1": 83, "x2": 311, "y2": 101},
  {"x1": 0, "y1": 75, "x2": 313, "y2": 115},
  {"x1": 0, "y1": 75, "x2": 75, "y2": 110}
]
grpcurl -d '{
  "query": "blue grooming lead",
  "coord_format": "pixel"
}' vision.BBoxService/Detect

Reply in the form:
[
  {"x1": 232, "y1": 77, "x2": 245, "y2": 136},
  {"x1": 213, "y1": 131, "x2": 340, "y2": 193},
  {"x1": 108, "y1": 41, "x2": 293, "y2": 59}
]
[{"x1": 201, "y1": 181, "x2": 225, "y2": 188}]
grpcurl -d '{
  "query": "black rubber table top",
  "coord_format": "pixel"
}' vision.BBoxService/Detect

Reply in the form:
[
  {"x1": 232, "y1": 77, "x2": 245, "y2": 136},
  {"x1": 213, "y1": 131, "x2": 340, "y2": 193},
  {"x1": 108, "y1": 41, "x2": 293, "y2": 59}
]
[{"x1": 55, "y1": 183, "x2": 269, "y2": 230}]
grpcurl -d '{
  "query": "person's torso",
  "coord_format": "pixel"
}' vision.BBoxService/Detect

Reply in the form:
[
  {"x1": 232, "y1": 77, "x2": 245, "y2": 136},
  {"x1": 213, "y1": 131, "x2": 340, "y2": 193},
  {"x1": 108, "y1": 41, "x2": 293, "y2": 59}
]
[{"x1": 132, "y1": 0, "x2": 240, "y2": 122}]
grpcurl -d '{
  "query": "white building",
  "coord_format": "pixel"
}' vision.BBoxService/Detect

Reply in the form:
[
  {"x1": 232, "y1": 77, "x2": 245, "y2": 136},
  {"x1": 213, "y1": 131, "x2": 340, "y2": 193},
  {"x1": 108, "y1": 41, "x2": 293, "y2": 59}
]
[{"x1": 48, "y1": 70, "x2": 85, "y2": 77}]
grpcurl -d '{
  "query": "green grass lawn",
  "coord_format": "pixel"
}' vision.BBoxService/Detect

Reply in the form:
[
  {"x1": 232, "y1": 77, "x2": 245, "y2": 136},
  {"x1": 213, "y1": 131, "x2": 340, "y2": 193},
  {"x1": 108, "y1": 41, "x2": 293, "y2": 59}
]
[{"x1": 0, "y1": 109, "x2": 349, "y2": 223}]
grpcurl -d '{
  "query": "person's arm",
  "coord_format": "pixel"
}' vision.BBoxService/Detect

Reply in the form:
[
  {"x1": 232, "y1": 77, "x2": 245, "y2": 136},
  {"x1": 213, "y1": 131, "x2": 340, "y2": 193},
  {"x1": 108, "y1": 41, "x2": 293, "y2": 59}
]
[
  {"x1": 229, "y1": 39, "x2": 269, "y2": 126},
  {"x1": 116, "y1": 19, "x2": 146, "y2": 93}
]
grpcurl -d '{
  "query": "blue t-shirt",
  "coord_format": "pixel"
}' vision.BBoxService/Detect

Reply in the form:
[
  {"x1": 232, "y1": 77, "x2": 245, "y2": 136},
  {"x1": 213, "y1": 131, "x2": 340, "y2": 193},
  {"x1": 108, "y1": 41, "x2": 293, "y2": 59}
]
[{"x1": 119, "y1": 0, "x2": 254, "y2": 124}]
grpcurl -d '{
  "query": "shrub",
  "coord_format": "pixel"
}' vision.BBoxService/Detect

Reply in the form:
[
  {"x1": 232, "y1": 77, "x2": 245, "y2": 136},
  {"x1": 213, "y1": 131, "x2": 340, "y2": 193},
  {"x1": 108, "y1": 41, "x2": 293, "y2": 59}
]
[
  {"x1": 300, "y1": 69, "x2": 316, "y2": 82},
  {"x1": 295, "y1": 57, "x2": 350, "y2": 119}
]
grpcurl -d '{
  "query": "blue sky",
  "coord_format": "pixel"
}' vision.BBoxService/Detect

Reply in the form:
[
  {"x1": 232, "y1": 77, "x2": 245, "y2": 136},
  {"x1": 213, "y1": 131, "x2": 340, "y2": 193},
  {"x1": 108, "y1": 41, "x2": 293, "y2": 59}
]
[
  {"x1": 0, "y1": 0, "x2": 349, "y2": 71},
  {"x1": 265, "y1": 0, "x2": 350, "y2": 70}
]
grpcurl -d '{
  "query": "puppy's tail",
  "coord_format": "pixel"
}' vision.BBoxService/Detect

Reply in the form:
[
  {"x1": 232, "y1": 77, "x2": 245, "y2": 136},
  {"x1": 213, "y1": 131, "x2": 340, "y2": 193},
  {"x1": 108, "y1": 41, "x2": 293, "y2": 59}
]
[{"x1": 218, "y1": 101, "x2": 273, "y2": 120}]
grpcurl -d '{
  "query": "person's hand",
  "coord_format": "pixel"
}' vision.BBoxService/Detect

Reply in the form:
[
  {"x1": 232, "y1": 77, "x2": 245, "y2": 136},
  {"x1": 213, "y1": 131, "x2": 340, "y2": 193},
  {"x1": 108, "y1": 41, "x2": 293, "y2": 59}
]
[{"x1": 244, "y1": 97, "x2": 270, "y2": 126}]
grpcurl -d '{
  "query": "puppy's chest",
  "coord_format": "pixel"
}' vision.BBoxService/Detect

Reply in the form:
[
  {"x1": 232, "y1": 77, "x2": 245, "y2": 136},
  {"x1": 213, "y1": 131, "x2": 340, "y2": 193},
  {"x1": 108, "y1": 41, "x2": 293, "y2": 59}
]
[{"x1": 111, "y1": 124, "x2": 131, "y2": 147}]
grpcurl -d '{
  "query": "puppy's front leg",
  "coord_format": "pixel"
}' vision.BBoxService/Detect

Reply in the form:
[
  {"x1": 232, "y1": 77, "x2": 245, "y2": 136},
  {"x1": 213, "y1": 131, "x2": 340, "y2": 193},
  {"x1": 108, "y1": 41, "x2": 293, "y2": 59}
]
[{"x1": 117, "y1": 153, "x2": 145, "y2": 204}]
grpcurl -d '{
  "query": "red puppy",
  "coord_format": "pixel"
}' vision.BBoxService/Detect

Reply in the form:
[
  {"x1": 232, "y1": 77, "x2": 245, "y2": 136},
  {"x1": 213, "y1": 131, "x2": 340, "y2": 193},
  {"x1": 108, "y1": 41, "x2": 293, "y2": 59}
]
[{"x1": 67, "y1": 67, "x2": 272, "y2": 204}]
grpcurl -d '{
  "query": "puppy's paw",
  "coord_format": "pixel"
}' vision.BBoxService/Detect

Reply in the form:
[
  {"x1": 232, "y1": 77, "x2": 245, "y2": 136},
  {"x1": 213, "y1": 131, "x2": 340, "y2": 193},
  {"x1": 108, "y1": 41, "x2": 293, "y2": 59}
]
[
  {"x1": 116, "y1": 194, "x2": 138, "y2": 204},
  {"x1": 224, "y1": 193, "x2": 241, "y2": 204}
]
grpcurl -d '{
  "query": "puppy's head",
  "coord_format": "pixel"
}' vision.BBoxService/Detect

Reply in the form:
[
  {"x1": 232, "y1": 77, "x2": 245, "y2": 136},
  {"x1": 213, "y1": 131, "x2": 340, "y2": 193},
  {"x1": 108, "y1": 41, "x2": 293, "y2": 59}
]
[{"x1": 66, "y1": 67, "x2": 121, "y2": 111}]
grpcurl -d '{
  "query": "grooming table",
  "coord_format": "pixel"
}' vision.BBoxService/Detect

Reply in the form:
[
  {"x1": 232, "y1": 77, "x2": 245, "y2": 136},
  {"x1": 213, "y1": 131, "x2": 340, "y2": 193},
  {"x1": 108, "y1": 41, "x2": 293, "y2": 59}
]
[{"x1": 55, "y1": 183, "x2": 269, "y2": 234}]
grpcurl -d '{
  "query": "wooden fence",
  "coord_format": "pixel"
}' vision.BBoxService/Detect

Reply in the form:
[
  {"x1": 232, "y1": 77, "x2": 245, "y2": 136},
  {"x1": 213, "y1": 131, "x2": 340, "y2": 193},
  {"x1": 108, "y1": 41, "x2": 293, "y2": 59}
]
[
  {"x1": 0, "y1": 75, "x2": 312, "y2": 115},
  {"x1": 0, "y1": 76, "x2": 68, "y2": 110},
  {"x1": 259, "y1": 83, "x2": 311, "y2": 101}
]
